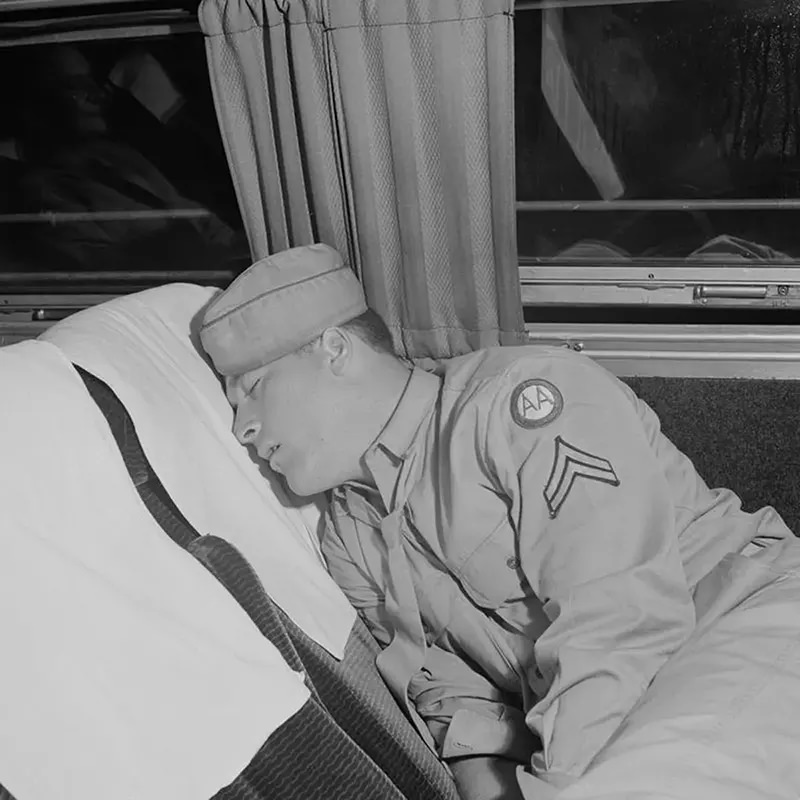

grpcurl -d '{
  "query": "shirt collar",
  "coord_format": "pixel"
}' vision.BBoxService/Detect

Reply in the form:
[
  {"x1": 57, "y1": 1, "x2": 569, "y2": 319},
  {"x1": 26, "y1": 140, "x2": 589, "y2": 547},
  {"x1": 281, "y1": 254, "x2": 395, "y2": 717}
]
[
  {"x1": 372, "y1": 366, "x2": 440, "y2": 461},
  {"x1": 333, "y1": 367, "x2": 440, "y2": 514},
  {"x1": 365, "y1": 367, "x2": 440, "y2": 512}
]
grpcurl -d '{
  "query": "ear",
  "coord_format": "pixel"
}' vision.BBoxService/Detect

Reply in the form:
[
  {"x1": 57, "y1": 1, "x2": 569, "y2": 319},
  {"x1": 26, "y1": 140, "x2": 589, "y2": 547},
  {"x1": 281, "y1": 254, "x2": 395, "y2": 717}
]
[{"x1": 318, "y1": 327, "x2": 351, "y2": 376}]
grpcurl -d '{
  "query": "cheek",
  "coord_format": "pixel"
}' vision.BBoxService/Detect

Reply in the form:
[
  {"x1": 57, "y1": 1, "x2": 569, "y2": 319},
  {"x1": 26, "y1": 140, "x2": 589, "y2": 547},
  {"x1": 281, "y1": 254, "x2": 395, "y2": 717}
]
[
  {"x1": 261, "y1": 391, "x2": 313, "y2": 444},
  {"x1": 302, "y1": 400, "x2": 337, "y2": 445}
]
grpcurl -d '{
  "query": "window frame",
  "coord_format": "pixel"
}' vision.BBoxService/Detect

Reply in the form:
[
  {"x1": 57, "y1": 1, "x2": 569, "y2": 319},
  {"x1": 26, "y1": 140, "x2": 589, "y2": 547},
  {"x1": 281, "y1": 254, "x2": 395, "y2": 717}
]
[{"x1": 514, "y1": 0, "x2": 800, "y2": 334}]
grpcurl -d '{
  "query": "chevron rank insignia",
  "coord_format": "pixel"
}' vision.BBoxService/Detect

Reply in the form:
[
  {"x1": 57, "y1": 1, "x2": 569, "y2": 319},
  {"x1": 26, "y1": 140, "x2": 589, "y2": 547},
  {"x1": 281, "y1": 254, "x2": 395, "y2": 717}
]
[{"x1": 543, "y1": 436, "x2": 620, "y2": 518}]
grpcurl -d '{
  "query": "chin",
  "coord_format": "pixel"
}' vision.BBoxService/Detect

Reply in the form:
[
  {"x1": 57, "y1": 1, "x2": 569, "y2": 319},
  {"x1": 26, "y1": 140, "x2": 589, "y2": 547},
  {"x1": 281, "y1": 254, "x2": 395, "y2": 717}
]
[
  {"x1": 283, "y1": 474, "x2": 318, "y2": 499},
  {"x1": 285, "y1": 472, "x2": 337, "y2": 499}
]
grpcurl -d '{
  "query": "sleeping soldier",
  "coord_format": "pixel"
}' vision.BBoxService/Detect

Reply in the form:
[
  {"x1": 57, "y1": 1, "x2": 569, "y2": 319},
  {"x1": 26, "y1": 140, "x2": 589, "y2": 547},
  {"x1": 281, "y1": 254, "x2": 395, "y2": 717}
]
[{"x1": 200, "y1": 243, "x2": 800, "y2": 800}]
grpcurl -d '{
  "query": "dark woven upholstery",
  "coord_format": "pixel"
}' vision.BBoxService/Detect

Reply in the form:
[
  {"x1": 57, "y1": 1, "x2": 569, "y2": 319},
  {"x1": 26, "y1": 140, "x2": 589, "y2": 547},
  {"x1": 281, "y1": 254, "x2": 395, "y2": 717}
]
[
  {"x1": 191, "y1": 537, "x2": 459, "y2": 800},
  {"x1": 281, "y1": 610, "x2": 460, "y2": 800},
  {"x1": 69, "y1": 366, "x2": 458, "y2": 800},
  {"x1": 190, "y1": 535, "x2": 405, "y2": 800},
  {"x1": 214, "y1": 700, "x2": 404, "y2": 800},
  {"x1": 75, "y1": 365, "x2": 198, "y2": 549},
  {"x1": 187, "y1": 536, "x2": 319, "y2": 699}
]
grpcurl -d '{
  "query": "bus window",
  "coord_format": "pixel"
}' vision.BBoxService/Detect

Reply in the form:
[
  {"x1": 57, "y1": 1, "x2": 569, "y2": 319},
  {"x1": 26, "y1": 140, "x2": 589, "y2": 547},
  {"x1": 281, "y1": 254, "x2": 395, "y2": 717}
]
[
  {"x1": 0, "y1": 6, "x2": 249, "y2": 291},
  {"x1": 516, "y1": 0, "x2": 800, "y2": 320}
]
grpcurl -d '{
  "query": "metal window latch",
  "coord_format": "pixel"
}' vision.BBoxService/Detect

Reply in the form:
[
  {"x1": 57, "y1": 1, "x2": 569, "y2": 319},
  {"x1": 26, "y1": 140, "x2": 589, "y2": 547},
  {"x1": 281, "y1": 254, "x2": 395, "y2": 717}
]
[
  {"x1": 694, "y1": 285, "x2": 769, "y2": 301},
  {"x1": 31, "y1": 309, "x2": 74, "y2": 322}
]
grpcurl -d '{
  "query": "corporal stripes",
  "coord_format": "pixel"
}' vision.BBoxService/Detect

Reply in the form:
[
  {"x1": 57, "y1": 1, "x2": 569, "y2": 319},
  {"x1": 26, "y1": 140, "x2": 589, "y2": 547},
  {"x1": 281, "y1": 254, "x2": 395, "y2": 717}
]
[{"x1": 544, "y1": 436, "x2": 620, "y2": 519}]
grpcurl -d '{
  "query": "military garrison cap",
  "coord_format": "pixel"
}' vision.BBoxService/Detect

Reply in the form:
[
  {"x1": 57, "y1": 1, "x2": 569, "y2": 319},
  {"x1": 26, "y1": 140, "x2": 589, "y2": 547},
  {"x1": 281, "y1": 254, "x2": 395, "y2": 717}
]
[{"x1": 200, "y1": 243, "x2": 367, "y2": 376}]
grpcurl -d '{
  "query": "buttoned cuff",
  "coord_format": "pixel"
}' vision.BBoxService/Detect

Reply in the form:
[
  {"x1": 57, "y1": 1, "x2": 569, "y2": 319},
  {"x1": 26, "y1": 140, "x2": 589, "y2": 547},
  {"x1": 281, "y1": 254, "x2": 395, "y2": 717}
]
[{"x1": 440, "y1": 706, "x2": 540, "y2": 764}]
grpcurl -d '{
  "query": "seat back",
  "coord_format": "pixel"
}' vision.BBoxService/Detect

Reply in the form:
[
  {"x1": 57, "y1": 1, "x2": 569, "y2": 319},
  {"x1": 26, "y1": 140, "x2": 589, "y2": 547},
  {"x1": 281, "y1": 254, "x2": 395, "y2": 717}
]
[{"x1": 75, "y1": 366, "x2": 459, "y2": 800}]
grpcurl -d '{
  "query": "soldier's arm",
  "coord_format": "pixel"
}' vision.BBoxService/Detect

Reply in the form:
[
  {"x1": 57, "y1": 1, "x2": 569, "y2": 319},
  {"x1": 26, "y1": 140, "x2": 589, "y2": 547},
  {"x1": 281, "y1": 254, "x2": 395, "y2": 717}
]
[{"x1": 481, "y1": 354, "x2": 696, "y2": 787}]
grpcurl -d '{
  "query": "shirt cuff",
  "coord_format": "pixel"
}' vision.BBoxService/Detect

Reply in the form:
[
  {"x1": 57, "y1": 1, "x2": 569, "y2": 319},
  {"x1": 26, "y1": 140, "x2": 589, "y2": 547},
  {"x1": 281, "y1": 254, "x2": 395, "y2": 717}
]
[
  {"x1": 531, "y1": 750, "x2": 580, "y2": 789},
  {"x1": 516, "y1": 766, "x2": 562, "y2": 800},
  {"x1": 440, "y1": 706, "x2": 541, "y2": 764}
]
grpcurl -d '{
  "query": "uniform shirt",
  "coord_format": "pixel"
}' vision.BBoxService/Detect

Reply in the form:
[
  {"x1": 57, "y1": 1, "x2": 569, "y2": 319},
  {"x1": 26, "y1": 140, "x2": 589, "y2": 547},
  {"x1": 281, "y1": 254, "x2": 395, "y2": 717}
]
[{"x1": 322, "y1": 346, "x2": 792, "y2": 787}]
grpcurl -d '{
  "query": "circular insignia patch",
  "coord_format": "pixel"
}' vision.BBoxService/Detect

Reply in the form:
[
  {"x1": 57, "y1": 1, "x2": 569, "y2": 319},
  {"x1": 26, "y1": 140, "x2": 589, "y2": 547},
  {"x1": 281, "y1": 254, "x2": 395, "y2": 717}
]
[{"x1": 510, "y1": 379, "x2": 563, "y2": 429}]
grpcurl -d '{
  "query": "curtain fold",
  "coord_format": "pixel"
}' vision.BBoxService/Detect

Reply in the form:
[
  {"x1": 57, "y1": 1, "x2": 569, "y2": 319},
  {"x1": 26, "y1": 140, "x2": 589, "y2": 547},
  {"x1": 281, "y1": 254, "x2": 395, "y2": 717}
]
[{"x1": 200, "y1": 0, "x2": 525, "y2": 360}]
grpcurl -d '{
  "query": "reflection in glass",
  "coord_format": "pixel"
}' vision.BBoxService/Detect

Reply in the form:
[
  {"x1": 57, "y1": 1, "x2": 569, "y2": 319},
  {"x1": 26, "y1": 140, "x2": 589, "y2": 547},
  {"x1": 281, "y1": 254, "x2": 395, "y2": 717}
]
[
  {"x1": 515, "y1": 0, "x2": 800, "y2": 264},
  {"x1": 0, "y1": 34, "x2": 249, "y2": 276}
]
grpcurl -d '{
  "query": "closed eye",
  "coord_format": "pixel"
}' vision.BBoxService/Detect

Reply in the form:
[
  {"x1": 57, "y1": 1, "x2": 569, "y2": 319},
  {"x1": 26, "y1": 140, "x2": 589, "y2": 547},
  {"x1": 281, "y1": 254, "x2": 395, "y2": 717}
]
[{"x1": 246, "y1": 375, "x2": 263, "y2": 397}]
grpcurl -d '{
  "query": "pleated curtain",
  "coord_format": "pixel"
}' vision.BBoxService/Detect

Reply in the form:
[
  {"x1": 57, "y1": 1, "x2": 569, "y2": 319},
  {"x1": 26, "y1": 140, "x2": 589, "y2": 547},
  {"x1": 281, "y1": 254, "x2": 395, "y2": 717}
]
[{"x1": 199, "y1": 0, "x2": 525, "y2": 359}]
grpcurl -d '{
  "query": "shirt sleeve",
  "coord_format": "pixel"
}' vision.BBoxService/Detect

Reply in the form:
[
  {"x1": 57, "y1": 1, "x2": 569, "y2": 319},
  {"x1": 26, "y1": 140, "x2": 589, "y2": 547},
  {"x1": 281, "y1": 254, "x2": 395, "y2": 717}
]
[
  {"x1": 480, "y1": 354, "x2": 696, "y2": 785},
  {"x1": 322, "y1": 500, "x2": 540, "y2": 764},
  {"x1": 320, "y1": 504, "x2": 393, "y2": 648},
  {"x1": 410, "y1": 642, "x2": 540, "y2": 763}
]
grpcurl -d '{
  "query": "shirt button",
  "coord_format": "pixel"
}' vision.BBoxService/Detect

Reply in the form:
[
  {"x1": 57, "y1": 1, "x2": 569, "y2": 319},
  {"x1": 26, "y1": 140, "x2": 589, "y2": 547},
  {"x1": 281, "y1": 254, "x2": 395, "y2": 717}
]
[{"x1": 506, "y1": 556, "x2": 520, "y2": 569}]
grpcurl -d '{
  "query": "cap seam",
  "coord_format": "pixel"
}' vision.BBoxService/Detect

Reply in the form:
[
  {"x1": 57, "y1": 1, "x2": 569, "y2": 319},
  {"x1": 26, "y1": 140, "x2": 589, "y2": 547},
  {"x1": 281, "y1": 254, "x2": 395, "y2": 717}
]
[
  {"x1": 202, "y1": 264, "x2": 350, "y2": 329},
  {"x1": 213, "y1": 296, "x2": 368, "y2": 375}
]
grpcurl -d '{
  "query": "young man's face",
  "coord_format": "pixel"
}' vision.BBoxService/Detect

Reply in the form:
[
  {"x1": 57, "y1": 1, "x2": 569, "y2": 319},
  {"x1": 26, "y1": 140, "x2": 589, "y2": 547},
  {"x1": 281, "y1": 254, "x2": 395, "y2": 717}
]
[
  {"x1": 41, "y1": 47, "x2": 110, "y2": 137},
  {"x1": 227, "y1": 348, "x2": 355, "y2": 497}
]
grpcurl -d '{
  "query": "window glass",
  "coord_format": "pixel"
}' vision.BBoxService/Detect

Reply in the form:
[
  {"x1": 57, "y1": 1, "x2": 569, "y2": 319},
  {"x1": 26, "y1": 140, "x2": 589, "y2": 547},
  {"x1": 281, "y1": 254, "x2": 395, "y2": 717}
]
[
  {"x1": 515, "y1": 0, "x2": 800, "y2": 267},
  {"x1": 0, "y1": 25, "x2": 249, "y2": 283}
]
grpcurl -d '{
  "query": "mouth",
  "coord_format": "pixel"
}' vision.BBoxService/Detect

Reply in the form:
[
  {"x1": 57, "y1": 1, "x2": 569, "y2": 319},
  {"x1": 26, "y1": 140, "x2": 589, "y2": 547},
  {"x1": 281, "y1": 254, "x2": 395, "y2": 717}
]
[{"x1": 261, "y1": 445, "x2": 281, "y2": 472}]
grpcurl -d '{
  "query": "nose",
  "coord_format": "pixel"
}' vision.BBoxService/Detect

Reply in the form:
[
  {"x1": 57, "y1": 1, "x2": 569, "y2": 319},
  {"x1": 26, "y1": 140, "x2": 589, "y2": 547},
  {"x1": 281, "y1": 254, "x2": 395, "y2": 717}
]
[{"x1": 233, "y1": 411, "x2": 260, "y2": 446}]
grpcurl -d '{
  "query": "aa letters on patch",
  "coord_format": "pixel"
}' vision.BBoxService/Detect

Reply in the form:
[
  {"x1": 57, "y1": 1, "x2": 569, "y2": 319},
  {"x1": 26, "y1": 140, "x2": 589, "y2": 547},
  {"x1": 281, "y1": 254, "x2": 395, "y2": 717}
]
[
  {"x1": 544, "y1": 436, "x2": 620, "y2": 518},
  {"x1": 511, "y1": 379, "x2": 563, "y2": 429}
]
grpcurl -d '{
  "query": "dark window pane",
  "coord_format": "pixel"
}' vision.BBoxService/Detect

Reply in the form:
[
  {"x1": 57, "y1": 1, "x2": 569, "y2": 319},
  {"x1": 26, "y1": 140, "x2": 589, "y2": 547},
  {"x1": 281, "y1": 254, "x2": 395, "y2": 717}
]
[
  {"x1": 515, "y1": 0, "x2": 800, "y2": 264},
  {"x1": 0, "y1": 28, "x2": 249, "y2": 283}
]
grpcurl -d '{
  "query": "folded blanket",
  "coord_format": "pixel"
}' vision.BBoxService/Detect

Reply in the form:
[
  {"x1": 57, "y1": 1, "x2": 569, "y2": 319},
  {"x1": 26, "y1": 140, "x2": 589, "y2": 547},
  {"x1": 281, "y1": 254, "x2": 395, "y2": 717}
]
[{"x1": 0, "y1": 339, "x2": 309, "y2": 800}]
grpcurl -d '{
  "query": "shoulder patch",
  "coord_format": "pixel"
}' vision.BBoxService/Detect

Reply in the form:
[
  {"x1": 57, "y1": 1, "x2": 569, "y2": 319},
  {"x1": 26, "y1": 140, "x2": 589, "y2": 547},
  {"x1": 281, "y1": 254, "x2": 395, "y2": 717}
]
[
  {"x1": 544, "y1": 436, "x2": 620, "y2": 518},
  {"x1": 510, "y1": 379, "x2": 563, "y2": 429}
]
